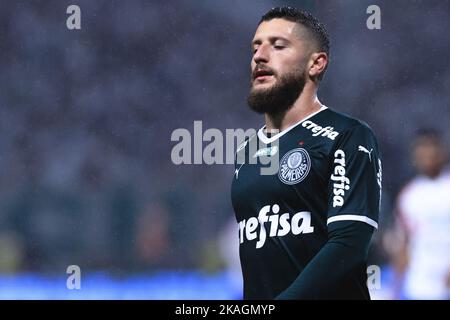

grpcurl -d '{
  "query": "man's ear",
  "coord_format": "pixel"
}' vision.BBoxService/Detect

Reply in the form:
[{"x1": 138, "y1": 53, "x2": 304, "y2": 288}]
[{"x1": 308, "y1": 52, "x2": 328, "y2": 80}]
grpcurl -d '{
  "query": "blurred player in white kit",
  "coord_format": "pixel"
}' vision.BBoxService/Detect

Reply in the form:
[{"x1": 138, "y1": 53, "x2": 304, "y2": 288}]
[{"x1": 392, "y1": 129, "x2": 450, "y2": 299}]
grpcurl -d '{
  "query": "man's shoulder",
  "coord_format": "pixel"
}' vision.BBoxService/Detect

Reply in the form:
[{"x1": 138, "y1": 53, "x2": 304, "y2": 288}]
[
  {"x1": 398, "y1": 177, "x2": 421, "y2": 199},
  {"x1": 322, "y1": 107, "x2": 373, "y2": 131},
  {"x1": 320, "y1": 107, "x2": 377, "y2": 139}
]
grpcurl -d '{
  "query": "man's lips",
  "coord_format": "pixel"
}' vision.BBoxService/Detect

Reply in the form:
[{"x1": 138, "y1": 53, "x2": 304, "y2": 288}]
[
  {"x1": 253, "y1": 70, "x2": 274, "y2": 81},
  {"x1": 254, "y1": 75, "x2": 273, "y2": 83}
]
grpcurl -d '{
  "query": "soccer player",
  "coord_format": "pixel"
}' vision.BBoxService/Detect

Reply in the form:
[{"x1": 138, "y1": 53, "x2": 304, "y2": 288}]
[
  {"x1": 231, "y1": 7, "x2": 382, "y2": 299},
  {"x1": 392, "y1": 129, "x2": 450, "y2": 299}
]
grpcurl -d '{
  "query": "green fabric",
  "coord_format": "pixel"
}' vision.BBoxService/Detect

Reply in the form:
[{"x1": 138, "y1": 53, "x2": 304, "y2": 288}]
[{"x1": 276, "y1": 220, "x2": 374, "y2": 300}]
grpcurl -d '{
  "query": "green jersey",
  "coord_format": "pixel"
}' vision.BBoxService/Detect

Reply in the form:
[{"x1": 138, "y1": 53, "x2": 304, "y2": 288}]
[{"x1": 231, "y1": 106, "x2": 382, "y2": 299}]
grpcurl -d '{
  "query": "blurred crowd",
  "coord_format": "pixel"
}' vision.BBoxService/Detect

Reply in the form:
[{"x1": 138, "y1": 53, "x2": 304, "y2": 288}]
[{"x1": 0, "y1": 0, "x2": 449, "y2": 298}]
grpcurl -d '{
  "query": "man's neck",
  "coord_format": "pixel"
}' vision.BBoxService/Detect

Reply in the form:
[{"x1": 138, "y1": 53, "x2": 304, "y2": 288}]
[{"x1": 264, "y1": 85, "x2": 323, "y2": 133}]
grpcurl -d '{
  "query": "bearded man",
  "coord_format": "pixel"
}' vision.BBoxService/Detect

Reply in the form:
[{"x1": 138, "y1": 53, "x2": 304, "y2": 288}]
[{"x1": 231, "y1": 7, "x2": 382, "y2": 300}]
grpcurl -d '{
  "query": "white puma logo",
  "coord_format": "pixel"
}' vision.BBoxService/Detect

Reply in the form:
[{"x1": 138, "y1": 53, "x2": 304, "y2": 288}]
[
  {"x1": 358, "y1": 145, "x2": 373, "y2": 161},
  {"x1": 235, "y1": 163, "x2": 244, "y2": 179}
]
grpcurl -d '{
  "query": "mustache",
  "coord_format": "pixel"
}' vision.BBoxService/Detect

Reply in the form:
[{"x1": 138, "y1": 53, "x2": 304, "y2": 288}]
[{"x1": 252, "y1": 64, "x2": 276, "y2": 80}]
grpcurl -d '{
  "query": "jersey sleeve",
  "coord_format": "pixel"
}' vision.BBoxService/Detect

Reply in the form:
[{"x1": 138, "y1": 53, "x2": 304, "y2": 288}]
[{"x1": 326, "y1": 123, "x2": 382, "y2": 229}]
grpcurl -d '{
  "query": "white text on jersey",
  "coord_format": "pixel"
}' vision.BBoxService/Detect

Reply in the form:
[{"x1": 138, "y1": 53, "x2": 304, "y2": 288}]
[
  {"x1": 238, "y1": 204, "x2": 314, "y2": 249},
  {"x1": 302, "y1": 120, "x2": 340, "y2": 140},
  {"x1": 331, "y1": 149, "x2": 351, "y2": 207}
]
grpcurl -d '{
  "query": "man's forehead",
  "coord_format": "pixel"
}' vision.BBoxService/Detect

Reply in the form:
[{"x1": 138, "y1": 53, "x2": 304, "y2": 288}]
[{"x1": 252, "y1": 19, "x2": 302, "y2": 42}]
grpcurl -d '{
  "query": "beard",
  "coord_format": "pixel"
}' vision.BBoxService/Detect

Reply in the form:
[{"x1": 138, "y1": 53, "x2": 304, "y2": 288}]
[{"x1": 247, "y1": 67, "x2": 306, "y2": 116}]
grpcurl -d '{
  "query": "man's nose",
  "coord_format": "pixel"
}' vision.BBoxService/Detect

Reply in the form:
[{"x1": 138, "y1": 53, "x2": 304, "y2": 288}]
[{"x1": 253, "y1": 45, "x2": 269, "y2": 64}]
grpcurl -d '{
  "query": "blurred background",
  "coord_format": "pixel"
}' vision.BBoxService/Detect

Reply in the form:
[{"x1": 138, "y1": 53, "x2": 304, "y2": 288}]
[{"x1": 0, "y1": 0, "x2": 449, "y2": 299}]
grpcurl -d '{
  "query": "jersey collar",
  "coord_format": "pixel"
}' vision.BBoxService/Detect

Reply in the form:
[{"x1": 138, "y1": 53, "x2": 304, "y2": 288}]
[{"x1": 257, "y1": 105, "x2": 328, "y2": 144}]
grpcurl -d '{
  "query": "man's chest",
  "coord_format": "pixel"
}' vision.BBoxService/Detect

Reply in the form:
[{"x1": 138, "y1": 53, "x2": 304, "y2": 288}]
[{"x1": 232, "y1": 131, "x2": 335, "y2": 218}]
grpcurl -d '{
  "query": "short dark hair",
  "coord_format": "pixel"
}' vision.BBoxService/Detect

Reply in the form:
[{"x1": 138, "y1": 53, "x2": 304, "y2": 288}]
[
  {"x1": 414, "y1": 128, "x2": 444, "y2": 146},
  {"x1": 259, "y1": 7, "x2": 330, "y2": 80}
]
